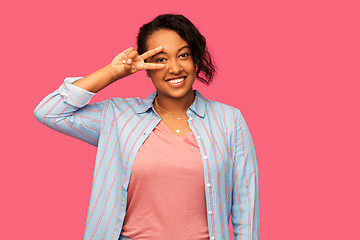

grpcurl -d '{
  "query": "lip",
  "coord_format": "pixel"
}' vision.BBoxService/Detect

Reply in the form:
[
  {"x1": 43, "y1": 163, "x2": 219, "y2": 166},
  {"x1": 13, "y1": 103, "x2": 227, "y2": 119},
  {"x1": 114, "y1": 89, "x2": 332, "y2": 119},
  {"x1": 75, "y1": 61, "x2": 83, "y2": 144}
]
[
  {"x1": 165, "y1": 76, "x2": 186, "y2": 88},
  {"x1": 165, "y1": 76, "x2": 187, "y2": 82}
]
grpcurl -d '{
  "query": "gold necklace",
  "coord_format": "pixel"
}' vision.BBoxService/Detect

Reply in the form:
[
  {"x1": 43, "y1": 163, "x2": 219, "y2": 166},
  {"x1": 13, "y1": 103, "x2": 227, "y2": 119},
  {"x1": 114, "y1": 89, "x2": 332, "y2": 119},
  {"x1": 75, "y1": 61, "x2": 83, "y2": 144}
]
[
  {"x1": 154, "y1": 97, "x2": 188, "y2": 120},
  {"x1": 160, "y1": 115, "x2": 188, "y2": 134},
  {"x1": 154, "y1": 97, "x2": 188, "y2": 134}
]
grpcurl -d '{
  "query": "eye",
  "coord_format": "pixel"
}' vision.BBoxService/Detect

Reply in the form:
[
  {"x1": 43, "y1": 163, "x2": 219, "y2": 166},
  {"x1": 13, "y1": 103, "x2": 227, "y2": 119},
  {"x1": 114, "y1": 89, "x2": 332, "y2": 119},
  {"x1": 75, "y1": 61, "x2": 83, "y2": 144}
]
[
  {"x1": 179, "y1": 53, "x2": 190, "y2": 58},
  {"x1": 155, "y1": 58, "x2": 166, "y2": 62}
]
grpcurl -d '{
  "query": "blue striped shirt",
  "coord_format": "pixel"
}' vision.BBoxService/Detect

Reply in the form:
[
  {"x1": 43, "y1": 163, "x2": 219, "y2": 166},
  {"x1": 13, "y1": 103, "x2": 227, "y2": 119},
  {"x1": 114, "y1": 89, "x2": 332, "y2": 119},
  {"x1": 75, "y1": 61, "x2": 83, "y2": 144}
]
[{"x1": 34, "y1": 77, "x2": 260, "y2": 240}]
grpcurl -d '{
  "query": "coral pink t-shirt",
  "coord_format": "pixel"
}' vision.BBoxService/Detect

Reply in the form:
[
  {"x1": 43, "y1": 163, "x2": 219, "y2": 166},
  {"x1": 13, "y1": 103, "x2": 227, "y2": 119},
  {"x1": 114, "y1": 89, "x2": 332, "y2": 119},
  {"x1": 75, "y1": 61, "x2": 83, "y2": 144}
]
[{"x1": 120, "y1": 121, "x2": 209, "y2": 240}]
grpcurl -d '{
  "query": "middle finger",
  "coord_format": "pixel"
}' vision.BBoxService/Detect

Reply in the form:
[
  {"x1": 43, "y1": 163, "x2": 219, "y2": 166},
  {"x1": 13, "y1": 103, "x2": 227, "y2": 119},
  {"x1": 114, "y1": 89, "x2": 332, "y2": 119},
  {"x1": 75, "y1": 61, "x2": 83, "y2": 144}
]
[{"x1": 140, "y1": 46, "x2": 164, "y2": 60}]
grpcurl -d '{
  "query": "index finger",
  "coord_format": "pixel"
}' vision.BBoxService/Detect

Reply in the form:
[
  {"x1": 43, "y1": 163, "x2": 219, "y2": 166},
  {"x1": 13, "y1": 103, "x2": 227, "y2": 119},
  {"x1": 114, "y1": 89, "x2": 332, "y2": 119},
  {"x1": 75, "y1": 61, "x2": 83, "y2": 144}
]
[{"x1": 140, "y1": 46, "x2": 164, "y2": 60}]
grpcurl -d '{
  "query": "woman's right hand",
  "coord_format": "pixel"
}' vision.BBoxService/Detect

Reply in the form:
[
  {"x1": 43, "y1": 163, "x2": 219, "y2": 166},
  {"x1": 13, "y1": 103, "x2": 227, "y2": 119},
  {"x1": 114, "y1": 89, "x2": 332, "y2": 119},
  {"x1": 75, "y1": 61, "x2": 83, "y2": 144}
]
[{"x1": 109, "y1": 46, "x2": 165, "y2": 80}]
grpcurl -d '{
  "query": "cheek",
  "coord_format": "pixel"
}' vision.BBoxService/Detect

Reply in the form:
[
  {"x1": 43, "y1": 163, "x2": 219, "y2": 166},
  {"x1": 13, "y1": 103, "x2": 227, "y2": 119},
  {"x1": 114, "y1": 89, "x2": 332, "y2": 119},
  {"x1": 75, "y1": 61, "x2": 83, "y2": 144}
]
[
  {"x1": 182, "y1": 61, "x2": 196, "y2": 73},
  {"x1": 149, "y1": 70, "x2": 165, "y2": 82},
  {"x1": 189, "y1": 65, "x2": 197, "y2": 75}
]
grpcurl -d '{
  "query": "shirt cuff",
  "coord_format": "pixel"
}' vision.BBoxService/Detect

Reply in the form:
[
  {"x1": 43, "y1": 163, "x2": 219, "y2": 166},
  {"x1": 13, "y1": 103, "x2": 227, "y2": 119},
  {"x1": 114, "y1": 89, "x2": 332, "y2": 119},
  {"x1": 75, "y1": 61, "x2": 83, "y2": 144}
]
[{"x1": 59, "y1": 77, "x2": 96, "y2": 108}]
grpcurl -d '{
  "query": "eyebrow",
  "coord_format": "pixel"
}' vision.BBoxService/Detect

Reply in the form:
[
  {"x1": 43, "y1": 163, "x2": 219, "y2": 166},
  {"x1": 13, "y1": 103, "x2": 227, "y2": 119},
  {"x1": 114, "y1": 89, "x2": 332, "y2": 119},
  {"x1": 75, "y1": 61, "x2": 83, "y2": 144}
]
[{"x1": 151, "y1": 45, "x2": 190, "y2": 59}]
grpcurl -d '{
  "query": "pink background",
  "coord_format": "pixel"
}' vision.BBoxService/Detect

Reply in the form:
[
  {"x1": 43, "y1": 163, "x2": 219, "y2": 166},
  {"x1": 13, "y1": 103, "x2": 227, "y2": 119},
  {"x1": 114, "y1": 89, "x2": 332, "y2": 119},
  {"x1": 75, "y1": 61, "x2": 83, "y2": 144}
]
[{"x1": 1, "y1": 0, "x2": 359, "y2": 239}]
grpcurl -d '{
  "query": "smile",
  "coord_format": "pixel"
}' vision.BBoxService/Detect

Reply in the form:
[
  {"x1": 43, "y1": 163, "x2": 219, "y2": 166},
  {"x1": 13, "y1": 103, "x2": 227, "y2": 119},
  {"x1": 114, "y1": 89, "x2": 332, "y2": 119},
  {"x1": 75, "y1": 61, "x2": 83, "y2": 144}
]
[{"x1": 165, "y1": 77, "x2": 186, "y2": 83}]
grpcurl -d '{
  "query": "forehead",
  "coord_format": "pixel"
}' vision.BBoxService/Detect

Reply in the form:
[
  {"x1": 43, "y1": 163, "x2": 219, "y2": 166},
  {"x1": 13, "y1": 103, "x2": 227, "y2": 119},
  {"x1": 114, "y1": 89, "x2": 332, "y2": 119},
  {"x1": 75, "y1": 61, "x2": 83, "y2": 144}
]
[{"x1": 146, "y1": 29, "x2": 189, "y2": 52}]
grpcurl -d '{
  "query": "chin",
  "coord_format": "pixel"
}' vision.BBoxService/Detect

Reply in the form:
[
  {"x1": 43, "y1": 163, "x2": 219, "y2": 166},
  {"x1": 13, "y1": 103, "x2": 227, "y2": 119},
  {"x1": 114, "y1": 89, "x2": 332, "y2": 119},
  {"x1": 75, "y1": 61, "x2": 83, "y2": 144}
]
[{"x1": 159, "y1": 88, "x2": 193, "y2": 99}]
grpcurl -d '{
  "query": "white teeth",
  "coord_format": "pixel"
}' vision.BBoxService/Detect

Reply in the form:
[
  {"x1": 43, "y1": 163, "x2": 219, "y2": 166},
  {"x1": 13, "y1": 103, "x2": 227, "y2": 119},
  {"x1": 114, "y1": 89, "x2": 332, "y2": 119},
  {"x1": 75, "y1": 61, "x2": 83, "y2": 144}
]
[{"x1": 167, "y1": 77, "x2": 185, "y2": 84}]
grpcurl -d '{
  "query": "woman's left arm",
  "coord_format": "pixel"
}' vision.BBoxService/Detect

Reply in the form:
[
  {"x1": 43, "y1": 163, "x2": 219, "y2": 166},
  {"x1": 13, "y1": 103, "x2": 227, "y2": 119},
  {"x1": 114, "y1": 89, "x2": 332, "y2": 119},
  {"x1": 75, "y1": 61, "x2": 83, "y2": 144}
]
[{"x1": 231, "y1": 110, "x2": 260, "y2": 240}]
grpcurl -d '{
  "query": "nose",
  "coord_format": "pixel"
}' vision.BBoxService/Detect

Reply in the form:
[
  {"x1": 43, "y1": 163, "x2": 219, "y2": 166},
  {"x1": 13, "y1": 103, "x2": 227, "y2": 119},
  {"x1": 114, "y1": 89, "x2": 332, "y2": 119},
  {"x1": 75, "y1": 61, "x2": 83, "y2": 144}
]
[{"x1": 168, "y1": 59, "x2": 183, "y2": 75}]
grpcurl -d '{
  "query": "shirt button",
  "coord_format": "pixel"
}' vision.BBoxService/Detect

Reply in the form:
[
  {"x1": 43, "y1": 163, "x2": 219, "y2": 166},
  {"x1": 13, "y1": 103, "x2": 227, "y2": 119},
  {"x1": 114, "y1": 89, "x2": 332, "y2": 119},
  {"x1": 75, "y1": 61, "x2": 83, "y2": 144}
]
[
  {"x1": 188, "y1": 110, "x2": 191, "y2": 114},
  {"x1": 210, "y1": 237, "x2": 215, "y2": 240},
  {"x1": 208, "y1": 210, "x2": 213, "y2": 215},
  {"x1": 189, "y1": 116, "x2": 193, "y2": 121},
  {"x1": 204, "y1": 155, "x2": 208, "y2": 160},
  {"x1": 143, "y1": 131, "x2": 146, "y2": 135},
  {"x1": 196, "y1": 135, "x2": 201, "y2": 139},
  {"x1": 207, "y1": 183, "x2": 211, "y2": 187}
]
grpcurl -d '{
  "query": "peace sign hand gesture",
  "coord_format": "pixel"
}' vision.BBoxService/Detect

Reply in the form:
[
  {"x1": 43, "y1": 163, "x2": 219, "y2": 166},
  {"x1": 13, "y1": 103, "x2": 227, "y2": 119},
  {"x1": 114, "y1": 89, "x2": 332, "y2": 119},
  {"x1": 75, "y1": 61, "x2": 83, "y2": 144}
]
[{"x1": 109, "y1": 46, "x2": 165, "y2": 80}]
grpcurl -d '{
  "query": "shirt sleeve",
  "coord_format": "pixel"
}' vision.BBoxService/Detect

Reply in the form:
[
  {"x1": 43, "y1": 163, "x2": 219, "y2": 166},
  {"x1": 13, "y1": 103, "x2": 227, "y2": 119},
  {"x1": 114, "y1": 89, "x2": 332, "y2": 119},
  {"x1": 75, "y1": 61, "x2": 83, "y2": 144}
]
[
  {"x1": 33, "y1": 77, "x2": 107, "y2": 146},
  {"x1": 231, "y1": 109, "x2": 260, "y2": 240}
]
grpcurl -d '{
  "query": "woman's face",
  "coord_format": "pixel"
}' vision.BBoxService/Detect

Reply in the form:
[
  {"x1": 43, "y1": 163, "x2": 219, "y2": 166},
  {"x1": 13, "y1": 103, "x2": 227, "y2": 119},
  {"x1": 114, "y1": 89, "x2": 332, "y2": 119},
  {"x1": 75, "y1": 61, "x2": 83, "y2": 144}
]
[{"x1": 146, "y1": 29, "x2": 196, "y2": 100}]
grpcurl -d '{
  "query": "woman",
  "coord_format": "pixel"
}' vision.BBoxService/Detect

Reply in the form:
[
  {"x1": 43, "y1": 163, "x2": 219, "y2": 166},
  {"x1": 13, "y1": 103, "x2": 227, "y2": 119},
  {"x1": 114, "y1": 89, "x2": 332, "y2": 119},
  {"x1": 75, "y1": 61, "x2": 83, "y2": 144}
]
[{"x1": 34, "y1": 14, "x2": 259, "y2": 240}]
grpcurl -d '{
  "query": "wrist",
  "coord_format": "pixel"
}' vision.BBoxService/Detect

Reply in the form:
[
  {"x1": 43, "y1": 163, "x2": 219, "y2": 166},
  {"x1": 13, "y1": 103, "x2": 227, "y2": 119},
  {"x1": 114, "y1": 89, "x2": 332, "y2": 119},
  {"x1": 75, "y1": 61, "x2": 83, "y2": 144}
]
[{"x1": 107, "y1": 64, "x2": 120, "y2": 81}]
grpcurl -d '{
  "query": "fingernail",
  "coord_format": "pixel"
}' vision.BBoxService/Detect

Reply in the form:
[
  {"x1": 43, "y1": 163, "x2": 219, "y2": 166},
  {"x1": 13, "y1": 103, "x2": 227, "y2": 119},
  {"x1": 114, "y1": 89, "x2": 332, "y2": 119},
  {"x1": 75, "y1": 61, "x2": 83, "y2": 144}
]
[
  {"x1": 122, "y1": 60, "x2": 126, "y2": 64},
  {"x1": 127, "y1": 59, "x2": 132, "y2": 64}
]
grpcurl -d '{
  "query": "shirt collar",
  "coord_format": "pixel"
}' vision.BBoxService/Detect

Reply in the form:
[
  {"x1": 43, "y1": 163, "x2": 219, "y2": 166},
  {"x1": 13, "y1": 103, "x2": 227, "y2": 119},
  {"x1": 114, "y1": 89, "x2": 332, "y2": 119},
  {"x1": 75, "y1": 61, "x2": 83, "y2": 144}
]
[{"x1": 135, "y1": 90, "x2": 206, "y2": 118}]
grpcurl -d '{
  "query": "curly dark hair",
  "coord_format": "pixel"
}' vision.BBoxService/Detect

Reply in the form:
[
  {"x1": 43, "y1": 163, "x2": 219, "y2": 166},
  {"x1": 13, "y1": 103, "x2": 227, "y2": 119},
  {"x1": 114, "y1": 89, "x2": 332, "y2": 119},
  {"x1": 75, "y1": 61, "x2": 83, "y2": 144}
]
[{"x1": 137, "y1": 14, "x2": 216, "y2": 85}]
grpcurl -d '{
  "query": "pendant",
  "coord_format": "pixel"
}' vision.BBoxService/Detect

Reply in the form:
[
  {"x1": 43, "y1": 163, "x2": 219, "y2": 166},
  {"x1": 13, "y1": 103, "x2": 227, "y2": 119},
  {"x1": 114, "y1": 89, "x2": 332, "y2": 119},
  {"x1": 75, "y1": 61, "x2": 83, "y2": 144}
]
[{"x1": 176, "y1": 129, "x2": 180, "y2": 134}]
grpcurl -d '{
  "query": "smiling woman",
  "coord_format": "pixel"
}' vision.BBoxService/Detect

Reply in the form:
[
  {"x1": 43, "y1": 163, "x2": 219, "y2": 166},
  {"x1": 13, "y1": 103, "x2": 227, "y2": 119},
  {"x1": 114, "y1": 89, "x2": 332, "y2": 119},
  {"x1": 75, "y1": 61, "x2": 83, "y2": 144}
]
[
  {"x1": 146, "y1": 29, "x2": 197, "y2": 107},
  {"x1": 33, "y1": 14, "x2": 260, "y2": 240}
]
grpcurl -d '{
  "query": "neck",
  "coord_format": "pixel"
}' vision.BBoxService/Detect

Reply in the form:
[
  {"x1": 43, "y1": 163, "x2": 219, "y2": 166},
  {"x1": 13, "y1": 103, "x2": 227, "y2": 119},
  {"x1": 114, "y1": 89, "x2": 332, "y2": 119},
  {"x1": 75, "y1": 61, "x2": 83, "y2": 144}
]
[{"x1": 155, "y1": 90, "x2": 195, "y2": 114}]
